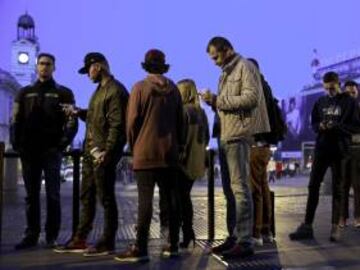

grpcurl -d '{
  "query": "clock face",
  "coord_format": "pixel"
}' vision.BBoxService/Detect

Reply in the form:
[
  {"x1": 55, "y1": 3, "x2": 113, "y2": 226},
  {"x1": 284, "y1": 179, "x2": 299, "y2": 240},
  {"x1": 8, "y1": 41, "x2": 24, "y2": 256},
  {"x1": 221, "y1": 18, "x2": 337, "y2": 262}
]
[{"x1": 18, "y1": 52, "x2": 29, "y2": 64}]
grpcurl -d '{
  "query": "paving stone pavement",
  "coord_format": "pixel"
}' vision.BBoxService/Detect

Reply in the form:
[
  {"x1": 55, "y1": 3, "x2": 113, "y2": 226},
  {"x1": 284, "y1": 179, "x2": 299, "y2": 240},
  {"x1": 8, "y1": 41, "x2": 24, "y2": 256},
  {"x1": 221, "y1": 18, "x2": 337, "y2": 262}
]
[{"x1": 0, "y1": 176, "x2": 360, "y2": 269}]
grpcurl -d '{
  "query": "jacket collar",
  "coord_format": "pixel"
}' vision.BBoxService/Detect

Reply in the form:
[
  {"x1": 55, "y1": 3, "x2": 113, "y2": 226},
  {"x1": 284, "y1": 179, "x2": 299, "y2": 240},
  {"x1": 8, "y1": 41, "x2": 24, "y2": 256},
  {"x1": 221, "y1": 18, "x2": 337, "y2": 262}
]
[
  {"x1": 97, "y1": 75, "x2": 115, "y2": 91},
  {"x1": 33, "y1": 78, "x2": 56, "y2": 88},
  {"x1": 222, "y1": 53, "x2": 241, "y2": 74}
]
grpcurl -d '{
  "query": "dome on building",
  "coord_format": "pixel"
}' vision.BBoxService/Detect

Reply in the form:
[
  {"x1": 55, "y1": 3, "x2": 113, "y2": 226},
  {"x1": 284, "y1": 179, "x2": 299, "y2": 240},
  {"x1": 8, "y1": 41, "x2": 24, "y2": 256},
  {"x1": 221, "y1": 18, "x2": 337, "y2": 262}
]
[{"x1": 17, "y1": 13, "x2": 35, "y2": 29}]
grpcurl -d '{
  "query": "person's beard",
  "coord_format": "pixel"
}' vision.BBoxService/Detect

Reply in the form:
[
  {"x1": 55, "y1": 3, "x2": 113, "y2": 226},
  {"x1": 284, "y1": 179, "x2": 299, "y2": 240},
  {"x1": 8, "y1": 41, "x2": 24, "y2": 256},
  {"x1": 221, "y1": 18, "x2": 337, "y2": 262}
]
[{"x1": 92, "y1": 72, "x2": 102, "y2": 83}]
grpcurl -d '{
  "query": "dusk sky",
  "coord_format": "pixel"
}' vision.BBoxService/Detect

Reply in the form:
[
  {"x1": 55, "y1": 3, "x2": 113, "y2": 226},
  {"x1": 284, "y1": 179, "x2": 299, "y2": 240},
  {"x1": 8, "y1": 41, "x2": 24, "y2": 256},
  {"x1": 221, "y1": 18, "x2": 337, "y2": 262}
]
[{"x1": 1, "y1": 0, "x2": 359, "y2": 142}]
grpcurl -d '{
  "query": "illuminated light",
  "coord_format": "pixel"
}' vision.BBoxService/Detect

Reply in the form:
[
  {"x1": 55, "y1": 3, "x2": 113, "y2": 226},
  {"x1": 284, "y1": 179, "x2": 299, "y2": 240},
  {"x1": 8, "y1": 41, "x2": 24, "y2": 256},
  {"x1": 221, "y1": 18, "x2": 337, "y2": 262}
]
[{"x1": 18, "y1": 52, "x2": 29, "y2": 64}]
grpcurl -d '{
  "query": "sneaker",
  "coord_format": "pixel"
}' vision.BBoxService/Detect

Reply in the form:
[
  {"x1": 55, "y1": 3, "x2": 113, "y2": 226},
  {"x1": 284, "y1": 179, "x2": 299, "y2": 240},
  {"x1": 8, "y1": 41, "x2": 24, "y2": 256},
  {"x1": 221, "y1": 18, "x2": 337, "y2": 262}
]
[
  {"x1": 83, "y1": 241, "x2": 115, "y2": 257},
  {"x1": 289, "y1": 223, "x2": 314, "y2": 241},
  {"x1": 211, "y1": 237, "x2": 235, "y2": 254},
  {"x1": 161, "y1": 245, "x2": 179, "y2": 258},
  {"x1": 15, "y1": 237, "x2": 38, "y2": 250},
  {"x1": 221, "y1": 244, "x2": 254, "y2": 259},
  {"x1": 252, "y1": 237, "x2": 263, "y2": 247},
  {"x1": 114, "y1": 245, "x2": 149, "y2": 263},
  {"x1": 53, "y1": 237, "x2": 87, "y2": 253},
  {"x1": 329, "y1": 224, "x2": 341, "y2": 242},
  {"x1": 262, "y1": 233, "x2": 275, "y2": 244},
  {"x1": 338, "y1": 218, "x2": 347, "y2": 228}
]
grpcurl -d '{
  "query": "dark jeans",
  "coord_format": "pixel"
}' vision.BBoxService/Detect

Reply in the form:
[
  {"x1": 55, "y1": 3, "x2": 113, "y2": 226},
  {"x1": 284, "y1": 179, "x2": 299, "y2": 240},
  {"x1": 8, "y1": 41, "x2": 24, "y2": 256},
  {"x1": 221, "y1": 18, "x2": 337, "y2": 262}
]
[
  {"x1": 20, "y1": 150, "x2": 62, "y2": 241},
  {"x1": 341, "y1": 146, "x2": 360, "y2": 219},
  {"x1": 135, "y1": 168, "x2": 180, "y2": 253},
  {"x1": 249, "y1": 146, "x2": 272, "y2": 238},
  {"x1": 76, "y1": 154, "x2": 118, "y2": 243},
  {"x1": 178, "y1": 170, "x2": 195, "y2": 238},
  {"x1": 305, "y1": 152, "x2": 343, "y2": 225}
]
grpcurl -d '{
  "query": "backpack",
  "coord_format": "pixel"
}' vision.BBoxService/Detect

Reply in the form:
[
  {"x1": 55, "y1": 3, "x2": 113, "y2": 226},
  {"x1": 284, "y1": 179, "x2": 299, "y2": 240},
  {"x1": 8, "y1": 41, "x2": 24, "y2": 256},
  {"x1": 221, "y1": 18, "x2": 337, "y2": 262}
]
[{"x1": 254, "y1": 77, "x2": 287, "y2": 144}]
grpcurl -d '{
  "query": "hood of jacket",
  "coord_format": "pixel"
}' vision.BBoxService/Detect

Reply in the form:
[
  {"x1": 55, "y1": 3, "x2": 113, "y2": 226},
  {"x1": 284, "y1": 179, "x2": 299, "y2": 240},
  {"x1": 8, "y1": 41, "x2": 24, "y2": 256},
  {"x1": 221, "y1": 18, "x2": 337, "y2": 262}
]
[{"x1": 145, "y1": 74, "x2": 173, "y2": 95}]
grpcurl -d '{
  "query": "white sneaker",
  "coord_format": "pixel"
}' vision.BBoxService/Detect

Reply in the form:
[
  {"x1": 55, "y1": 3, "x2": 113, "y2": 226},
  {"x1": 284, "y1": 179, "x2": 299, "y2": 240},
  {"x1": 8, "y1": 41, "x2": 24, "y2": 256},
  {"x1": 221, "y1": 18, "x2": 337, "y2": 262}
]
[{"x1": 252, "y1": 237, "x2": 263, "y2": 246}]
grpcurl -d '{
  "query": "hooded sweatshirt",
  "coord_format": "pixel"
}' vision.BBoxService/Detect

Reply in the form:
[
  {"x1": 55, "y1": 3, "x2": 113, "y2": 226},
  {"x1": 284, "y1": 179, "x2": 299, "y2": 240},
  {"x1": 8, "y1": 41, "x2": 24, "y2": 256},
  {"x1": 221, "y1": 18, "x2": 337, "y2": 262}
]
[{"x1": 127, "y1": 74, "x2": 184, "y2": 170}]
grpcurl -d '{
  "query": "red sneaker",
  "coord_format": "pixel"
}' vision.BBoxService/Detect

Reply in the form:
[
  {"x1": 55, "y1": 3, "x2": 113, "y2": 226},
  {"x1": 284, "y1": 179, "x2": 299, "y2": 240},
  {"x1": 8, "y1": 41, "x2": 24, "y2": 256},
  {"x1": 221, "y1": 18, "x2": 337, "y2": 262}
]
[{"x1": 53, "y1": 237, "x2": 87, "y2": 253}]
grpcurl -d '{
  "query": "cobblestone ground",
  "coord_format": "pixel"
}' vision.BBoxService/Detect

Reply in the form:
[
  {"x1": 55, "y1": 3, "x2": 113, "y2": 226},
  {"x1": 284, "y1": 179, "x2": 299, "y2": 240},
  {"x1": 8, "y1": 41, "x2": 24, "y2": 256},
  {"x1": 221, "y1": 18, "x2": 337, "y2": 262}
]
[{"x1": 1, "y1": 176, "x2": 360, "y2": 269}]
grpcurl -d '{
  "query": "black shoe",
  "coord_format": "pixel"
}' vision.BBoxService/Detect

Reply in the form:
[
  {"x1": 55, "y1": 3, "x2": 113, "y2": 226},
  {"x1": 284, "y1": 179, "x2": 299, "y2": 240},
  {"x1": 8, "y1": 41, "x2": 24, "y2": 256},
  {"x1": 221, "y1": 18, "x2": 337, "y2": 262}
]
[
  {"x1": 211, "y1": 237, "x2": 236, "y2": 254},
  {"x1": 289, "y1": 223, "x2": 314, "y2": 241},
  {"x1": 221, "y1": 244, "x2": 254, "y2": 259},
  {"x1": 15, "y1": 237, "x2": 38, "y2": 250},
  {"x1": 45, "y1": 239, "x2": 58, "y2": 249},
  {"x1": 180, "y1": 231, "x2": 196, "y2": 249},
  {"x1": 329, "y1": 224, "x2": 341, "y2": 242}
]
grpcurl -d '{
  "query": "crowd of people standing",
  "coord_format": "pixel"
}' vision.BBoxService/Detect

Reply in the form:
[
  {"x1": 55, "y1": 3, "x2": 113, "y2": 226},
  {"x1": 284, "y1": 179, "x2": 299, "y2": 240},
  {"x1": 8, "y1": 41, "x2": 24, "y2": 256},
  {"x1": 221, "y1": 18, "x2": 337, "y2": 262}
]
[{"x1": 9, "y1": 36, "x2": 360, "y2": 263}]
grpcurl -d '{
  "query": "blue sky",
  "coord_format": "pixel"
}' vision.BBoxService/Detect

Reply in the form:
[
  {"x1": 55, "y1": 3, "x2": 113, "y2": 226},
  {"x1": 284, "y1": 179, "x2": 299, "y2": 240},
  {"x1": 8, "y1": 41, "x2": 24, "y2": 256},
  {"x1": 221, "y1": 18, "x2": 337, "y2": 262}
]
[{"x1": 1, "y1": 0, "x2": 358, "y2": 143}]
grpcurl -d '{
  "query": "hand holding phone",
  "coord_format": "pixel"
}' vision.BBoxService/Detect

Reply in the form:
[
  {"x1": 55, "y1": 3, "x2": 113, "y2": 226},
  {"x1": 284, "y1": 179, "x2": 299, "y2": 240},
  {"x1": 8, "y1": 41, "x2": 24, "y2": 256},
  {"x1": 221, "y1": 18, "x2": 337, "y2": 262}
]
[{"x1": 60, "y1": 103, "x2": 79, "y2": 117}]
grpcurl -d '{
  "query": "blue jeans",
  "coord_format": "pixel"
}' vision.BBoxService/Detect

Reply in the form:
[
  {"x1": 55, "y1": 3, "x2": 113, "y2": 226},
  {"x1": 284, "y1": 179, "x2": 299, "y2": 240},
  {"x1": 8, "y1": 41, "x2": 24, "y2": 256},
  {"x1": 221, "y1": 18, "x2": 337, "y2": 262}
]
[{"x1": 218, "y1": 139, "x2": 253, "y2": 246}]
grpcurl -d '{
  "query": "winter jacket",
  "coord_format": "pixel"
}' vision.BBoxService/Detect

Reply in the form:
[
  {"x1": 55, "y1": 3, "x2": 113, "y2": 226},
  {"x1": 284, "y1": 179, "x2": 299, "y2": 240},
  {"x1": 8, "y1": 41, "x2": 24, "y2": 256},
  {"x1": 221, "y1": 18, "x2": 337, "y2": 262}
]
[
  {"x1": 11, "y1": 78, "x2": 78, "y2": 154},
  {"x1": 216, "y1": 54, "x2": 270, "y2": 142},
  {"x1": 84, "y1": 76, "x2": 128, "y2": 161}
]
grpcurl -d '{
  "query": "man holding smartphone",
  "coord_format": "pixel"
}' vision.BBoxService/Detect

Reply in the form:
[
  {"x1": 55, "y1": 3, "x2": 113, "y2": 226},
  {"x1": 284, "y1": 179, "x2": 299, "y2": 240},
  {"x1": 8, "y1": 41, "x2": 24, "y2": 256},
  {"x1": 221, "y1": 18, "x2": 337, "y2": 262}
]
[
  {"x1": 54, "y1": 52, "x2": 128, "y2": 256},
  {"x1": 289, "y1": 72, "x2": 360, "y2": 242},
  {"x1": 200, "y1": 37, "x2": 270, "y2": 259}
]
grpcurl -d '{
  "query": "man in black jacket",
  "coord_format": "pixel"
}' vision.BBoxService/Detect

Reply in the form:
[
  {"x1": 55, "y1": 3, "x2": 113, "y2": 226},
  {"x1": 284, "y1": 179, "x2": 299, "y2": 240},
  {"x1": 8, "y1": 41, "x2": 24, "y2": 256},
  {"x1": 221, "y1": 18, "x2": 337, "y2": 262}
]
[
  {"x1": 289, "y1": 72, "x2": 360, "y2": 242},
  {"x1": 54, "y1": 52, "x2": 128, "y2": 257},
  {"x1": 11, "y1": 53, "x2": 78, "y2": 249}
]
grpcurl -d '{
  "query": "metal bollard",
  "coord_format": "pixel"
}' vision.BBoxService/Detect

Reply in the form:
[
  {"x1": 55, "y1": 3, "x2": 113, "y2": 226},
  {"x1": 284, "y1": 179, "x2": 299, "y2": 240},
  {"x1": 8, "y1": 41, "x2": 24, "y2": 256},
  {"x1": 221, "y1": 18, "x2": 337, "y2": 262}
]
[
  {"x1": 0, "y1": 142, "x2": 4, "y2": 243},
  {"x1": 71, "y1": 149, "x2": 81, "y2": 235},
  {"x1": 207, "y1": 149, "x2": 215, "y2": 241}
]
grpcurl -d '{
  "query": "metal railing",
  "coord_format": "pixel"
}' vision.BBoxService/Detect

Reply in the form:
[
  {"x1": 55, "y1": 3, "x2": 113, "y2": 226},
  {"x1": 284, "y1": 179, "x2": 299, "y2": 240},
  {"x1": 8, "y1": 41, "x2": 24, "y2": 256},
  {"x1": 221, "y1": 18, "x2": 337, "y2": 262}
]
[{"x1": 0, "y1": 145, "x2": 217, "y2": 243}]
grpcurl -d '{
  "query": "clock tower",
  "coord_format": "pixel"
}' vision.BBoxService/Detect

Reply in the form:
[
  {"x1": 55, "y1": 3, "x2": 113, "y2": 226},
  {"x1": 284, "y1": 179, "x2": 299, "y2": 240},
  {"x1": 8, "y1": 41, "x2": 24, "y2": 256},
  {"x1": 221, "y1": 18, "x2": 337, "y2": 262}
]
[{"x1": 11, "y1": 12, "x2": 40, "y2": 86}]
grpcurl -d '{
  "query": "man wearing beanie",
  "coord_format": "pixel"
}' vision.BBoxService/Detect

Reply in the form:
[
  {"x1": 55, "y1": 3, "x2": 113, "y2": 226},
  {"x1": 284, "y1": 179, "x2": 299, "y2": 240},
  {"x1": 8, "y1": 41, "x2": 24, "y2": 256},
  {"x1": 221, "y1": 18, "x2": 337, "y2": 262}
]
[{"x1": 115, "y1": 49, "x2": 183, "y2": 262}]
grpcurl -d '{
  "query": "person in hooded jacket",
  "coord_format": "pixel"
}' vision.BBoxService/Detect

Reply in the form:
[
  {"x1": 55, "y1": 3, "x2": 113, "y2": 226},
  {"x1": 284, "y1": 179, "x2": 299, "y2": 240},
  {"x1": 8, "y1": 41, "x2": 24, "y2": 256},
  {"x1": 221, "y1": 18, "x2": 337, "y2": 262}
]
[{"x1": 115, "y1": 49, "x2": 184, "y2": 263}]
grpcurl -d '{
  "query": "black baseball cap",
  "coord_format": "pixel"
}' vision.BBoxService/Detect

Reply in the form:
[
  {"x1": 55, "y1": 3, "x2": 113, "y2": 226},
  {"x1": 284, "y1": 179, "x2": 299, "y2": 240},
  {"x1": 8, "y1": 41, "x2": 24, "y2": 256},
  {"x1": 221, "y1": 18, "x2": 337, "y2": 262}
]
[{"x1": 78, "y1": 52, "x2": 107, "y2": 74}]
